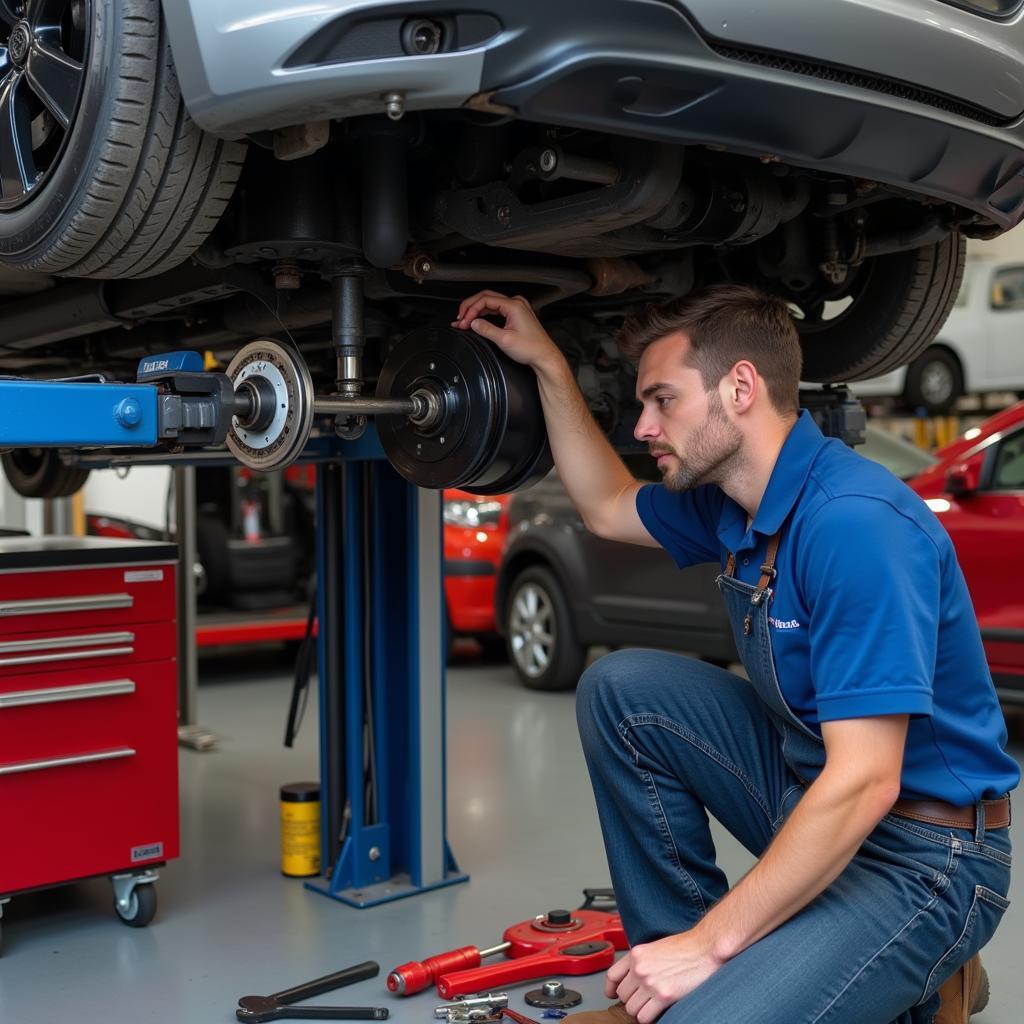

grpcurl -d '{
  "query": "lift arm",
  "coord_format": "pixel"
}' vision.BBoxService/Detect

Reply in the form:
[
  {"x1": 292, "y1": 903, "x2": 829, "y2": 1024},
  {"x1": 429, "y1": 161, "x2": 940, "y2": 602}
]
[{"x1": 0, "y1": 353, "x2": 239, "y2": 449}]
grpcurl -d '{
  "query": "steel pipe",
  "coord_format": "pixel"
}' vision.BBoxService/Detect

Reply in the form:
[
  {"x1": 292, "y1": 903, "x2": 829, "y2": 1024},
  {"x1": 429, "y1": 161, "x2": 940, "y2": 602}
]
[{"x1": 313, "y1": 394, "x2": 423, "y2": 418}]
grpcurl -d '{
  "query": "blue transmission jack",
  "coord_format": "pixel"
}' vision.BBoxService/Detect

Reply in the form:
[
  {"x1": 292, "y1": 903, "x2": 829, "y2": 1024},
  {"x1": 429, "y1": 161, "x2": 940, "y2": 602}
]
[{"x1": 0, "y1": 351, "x2": 240, "y2": 449}]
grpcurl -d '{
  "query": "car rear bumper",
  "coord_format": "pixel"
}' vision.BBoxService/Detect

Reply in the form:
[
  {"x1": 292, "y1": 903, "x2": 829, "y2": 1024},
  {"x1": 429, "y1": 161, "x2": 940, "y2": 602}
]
[
  {"x1": 166, "y1": 0, "x2": 1024, "y2": 231},
  {"x1": 444, "y1": 568, "x2": 497, "y2": 635}
]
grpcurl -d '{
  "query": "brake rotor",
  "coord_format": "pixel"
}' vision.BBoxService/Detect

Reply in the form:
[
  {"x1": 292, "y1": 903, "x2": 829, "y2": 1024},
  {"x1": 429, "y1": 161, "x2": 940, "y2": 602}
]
[
  {"x1": 225, "y1": 340, "x2": 315, "y2": 471},
  {"x1": 377, "y1": 327, "x2": 552, "y2": 491}
]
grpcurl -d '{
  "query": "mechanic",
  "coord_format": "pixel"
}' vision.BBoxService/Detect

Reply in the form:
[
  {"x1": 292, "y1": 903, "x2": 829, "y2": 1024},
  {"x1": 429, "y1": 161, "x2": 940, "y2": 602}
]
[{"x1": 452, "y1": 285, "x2": 1019, "y2": 1024}]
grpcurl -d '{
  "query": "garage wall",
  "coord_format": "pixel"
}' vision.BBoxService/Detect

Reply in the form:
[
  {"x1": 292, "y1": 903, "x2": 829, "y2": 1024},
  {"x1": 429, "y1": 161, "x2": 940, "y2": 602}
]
[
  {"x1": 0, "y1": 477, "x2": 43, "y2": 535},
  {"x1": 969, "y1": 227, "x2": 1024, "y2": 261}
]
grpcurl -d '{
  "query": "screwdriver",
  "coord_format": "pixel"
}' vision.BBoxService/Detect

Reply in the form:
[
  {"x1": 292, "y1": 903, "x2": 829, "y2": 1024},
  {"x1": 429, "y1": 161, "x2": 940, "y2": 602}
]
[{"x1": 387, "y1": 942, "x2": 512, "y2": 995}]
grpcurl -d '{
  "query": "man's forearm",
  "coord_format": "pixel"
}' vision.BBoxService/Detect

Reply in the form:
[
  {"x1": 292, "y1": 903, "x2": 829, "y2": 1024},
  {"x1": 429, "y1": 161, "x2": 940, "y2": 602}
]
[
  {"x1": 533, "y1": 351, "x2": 637, "y2": 534},
  {"x1": 691, "y1": 771, "x2": 898, "y2": 963}
]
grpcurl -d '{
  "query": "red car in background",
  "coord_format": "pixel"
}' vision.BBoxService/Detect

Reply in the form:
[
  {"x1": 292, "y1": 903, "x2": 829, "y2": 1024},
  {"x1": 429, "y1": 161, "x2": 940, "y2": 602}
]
[
  {"x1": 443, "y1": 490, "x2": 511, "y2": 656},
  {"x1": 908, "y1": 401, "x2": 1024, "y2": 702}
]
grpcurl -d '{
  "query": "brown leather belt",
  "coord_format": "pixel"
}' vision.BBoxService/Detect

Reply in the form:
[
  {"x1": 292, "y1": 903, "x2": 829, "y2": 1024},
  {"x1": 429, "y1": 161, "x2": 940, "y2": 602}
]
[{"x1": 890, "y1": 795, "x2": 1011, "y2": 831}]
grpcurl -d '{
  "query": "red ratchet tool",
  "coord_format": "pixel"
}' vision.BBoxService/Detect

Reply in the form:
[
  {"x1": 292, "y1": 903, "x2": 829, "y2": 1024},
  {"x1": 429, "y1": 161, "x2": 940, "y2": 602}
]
[{"x1": 387, "y1": 901, "x2": 626, "y2": 999}]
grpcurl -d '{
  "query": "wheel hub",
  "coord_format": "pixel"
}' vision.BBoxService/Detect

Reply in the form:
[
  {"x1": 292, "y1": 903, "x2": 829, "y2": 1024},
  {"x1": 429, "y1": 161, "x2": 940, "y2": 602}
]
[
  {"x1": 8, "y1": 22, "x2": 30, "y2": 66},
  {"x1": 921, "y1": 363, "x2": 954, "y2": 404}
]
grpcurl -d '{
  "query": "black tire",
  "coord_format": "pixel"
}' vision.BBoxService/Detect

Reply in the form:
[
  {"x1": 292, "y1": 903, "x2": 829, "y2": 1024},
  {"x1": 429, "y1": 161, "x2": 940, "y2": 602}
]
[
  {"x1": 0, "y1": 0, "x2": 246, "y2": 278},
  {"x1": 903, "y1": 347, "x2": 963, "y2": 415},
  {"x1": 475, "y1": 634, "x2": 508, "y2": 663},
  {"x1": 1, "y1": 448, "x2": 90, "y2": 497},
  {"x1": 114, "y1": 883, "x2": 157, "y2": 927},
  {"x1": 195, "y1": 510, "x2": 231, "y2": 603},
  {"x1": 505, "y1": 565, "x2": 585, "y2": 691},
  {"x1": 795, "y1": 233, "x2": 965, "y2": 383}
]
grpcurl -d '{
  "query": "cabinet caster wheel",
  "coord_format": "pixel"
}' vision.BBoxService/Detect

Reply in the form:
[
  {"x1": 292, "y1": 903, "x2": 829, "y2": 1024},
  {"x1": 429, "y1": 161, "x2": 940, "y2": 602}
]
[{"x1": 114, "y1": 883, "x2": 157, "y2": 928}]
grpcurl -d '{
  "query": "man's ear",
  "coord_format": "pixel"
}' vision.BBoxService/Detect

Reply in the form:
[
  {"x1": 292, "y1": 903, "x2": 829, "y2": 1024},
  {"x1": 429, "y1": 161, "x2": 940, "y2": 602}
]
[{"x1": 726, "y1": 360, "x2": 758, "y2": 412}]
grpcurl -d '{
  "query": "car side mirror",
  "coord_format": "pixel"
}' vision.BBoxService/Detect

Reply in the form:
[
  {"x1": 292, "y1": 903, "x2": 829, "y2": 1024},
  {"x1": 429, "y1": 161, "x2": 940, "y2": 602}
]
[{"x1": 944, "y1": 459, "x2": 981, "y2": 497}]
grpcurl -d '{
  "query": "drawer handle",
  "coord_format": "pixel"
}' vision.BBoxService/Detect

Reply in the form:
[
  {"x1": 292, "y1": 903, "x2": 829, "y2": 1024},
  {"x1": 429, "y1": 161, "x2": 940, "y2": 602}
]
[
  {"x1": 0, "y1": 646, "x2": 134, "y2": 668},
  {"x1": 0, "y1": 679, "x2": 136, "y2": 708},
  {"x1": 0, "y1": 593, "x2": 134, "y2": 618},
  {"x1": 0, "y1": 747, "x2": 136, "y2": 776},
  {"x1": 0, "y1": 631, "x2": 135, "y2": 655}
]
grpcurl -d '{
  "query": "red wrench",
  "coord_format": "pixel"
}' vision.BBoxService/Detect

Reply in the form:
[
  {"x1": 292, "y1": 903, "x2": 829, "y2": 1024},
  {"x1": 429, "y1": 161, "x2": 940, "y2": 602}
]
[{"x1": 387, "y1": 908, "x2": 626, "y2": 998}]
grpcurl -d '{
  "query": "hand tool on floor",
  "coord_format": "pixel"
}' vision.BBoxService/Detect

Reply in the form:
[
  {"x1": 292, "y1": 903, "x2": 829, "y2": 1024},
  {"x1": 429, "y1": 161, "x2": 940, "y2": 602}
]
[
  {"x1": 387, "y1": 904, "x2": 626, "y2": 998},
  {"x1": 435, "y1": 994, "x2": 510, "y2": 1019},
  {"x1": 502, "y1": 1010, "x2": 544, "y2": 1024},
  {"x1": 236, "y1": 960, "x2": 390, "y2": 1022}
]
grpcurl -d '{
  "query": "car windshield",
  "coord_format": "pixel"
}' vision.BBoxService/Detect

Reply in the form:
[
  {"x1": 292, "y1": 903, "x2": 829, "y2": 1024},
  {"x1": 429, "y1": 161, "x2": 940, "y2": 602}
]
[{"x1": 859, "y1": 425, "x2": 937, "y2": 479}]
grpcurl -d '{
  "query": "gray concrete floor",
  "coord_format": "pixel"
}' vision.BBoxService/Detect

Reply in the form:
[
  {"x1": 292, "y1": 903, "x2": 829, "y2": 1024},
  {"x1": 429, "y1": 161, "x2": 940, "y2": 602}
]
[{"x1": 1, "y1": 646, "x2": 1022, "y2": 1023}]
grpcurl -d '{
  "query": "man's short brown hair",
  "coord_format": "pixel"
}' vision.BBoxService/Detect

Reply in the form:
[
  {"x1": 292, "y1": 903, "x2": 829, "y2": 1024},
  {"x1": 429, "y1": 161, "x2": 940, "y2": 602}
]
[{"x1": 619, "y1": 284, "x2": 802, "y2": 414}]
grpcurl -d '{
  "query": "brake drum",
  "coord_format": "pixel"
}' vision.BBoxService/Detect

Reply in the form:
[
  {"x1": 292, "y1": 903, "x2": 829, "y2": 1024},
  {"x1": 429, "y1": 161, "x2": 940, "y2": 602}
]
[{"x1": 377, "y1": 327, "x2": 552, "y2": 492}]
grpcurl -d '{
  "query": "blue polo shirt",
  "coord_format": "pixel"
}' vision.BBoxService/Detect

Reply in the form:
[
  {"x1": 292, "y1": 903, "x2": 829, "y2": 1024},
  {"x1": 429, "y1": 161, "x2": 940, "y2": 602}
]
[{"x1": 636, "y1": 410, "x2": 1020, "y2": 804}]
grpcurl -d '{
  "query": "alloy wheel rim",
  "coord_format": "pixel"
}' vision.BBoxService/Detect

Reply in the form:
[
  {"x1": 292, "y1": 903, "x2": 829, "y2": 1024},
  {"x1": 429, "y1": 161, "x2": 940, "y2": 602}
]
[
  {"x1": 920, "y1": 361, "x2": 954, "y2": 405},
  {"x1": 509, "y1": 581, "x2": 555, "y2": 679},
  {"x1": 0, "y1": 0, "x2": 90, "y2": 210}
]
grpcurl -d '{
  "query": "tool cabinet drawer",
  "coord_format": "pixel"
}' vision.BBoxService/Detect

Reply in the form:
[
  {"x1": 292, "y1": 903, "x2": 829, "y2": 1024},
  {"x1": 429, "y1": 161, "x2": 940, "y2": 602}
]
[
  {"x1": 0, "y1": 659, "x2": 179, "y2": 895},
  {"x1": 0, "y1": 620, "x2": 175, "y2": 677},
  {"x1": 0, "y1": 563, "x2": 175, "y2": 638},
  {"x1": 0, "y1": 659, "x2": 177, "y2": 763}
]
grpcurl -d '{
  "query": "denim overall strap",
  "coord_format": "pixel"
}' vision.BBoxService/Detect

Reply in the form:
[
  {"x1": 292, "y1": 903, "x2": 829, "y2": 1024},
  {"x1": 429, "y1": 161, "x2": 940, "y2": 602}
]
[
  {"x1": 724, "y1": 532, "x2": 780, "y2": 637},
  {"x1": 717, "y1": 531, "x2": 827, "y2": 780}
]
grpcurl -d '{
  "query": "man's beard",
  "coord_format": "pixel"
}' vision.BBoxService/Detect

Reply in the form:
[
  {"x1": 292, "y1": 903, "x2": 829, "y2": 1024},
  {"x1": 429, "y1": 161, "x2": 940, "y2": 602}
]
[{"x1": 654, "y1": 392, "x2": 743, "y2": 493}]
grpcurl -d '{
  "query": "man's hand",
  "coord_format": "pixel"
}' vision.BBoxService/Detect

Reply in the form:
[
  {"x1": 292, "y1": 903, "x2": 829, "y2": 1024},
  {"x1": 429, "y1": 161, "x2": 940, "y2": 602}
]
[
  {"x1": 452, "y1": 291, "x2": 561, "y2": 370},
  {"x1": 605, "y1": 932, "x2": 723, "y2": 1023}
]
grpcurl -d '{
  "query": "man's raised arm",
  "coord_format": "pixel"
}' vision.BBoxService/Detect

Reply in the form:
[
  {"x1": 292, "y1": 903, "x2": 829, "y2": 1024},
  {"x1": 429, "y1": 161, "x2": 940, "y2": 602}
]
[{"x1": 453, "y1": 290, "x2": 657, "y2": 546}]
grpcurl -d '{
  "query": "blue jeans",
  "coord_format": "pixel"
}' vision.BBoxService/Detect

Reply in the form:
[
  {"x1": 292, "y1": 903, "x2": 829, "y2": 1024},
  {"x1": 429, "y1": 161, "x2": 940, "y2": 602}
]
[{"x1": 576, "y1": 650, "x2": 1013, "y2": 1024}]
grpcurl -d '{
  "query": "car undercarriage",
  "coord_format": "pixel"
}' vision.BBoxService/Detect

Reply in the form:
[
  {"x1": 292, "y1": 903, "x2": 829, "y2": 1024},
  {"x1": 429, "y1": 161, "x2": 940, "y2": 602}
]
[{"x1": 0, "y1": 0, "x2": 1018, "y2": 496}]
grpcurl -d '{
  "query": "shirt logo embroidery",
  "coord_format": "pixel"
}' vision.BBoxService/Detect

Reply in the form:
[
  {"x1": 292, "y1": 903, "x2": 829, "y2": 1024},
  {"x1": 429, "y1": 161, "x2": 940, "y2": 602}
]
[{"x1": 769, "y1": 616, "x2": 802, "y2": 630}]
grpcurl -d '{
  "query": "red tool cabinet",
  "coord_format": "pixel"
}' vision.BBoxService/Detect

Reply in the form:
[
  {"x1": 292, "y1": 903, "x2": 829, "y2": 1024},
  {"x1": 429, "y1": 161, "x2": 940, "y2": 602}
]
[{"x1": 0, "y1": 537, "x2": 179, "y2": 940}]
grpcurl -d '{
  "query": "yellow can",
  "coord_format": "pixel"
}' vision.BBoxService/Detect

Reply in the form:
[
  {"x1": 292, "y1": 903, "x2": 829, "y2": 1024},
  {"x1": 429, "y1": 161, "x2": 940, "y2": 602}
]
[{"x1": 280, "y1": 782, "x2": 321, "y2": 877}]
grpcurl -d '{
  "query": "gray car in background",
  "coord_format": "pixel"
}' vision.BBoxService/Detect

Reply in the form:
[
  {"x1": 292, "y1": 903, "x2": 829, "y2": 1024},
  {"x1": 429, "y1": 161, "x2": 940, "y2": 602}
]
[
  {"x1": 496, "y1": 428, "x2": 936, "y2": 690},
  {"x1": 1, "y1": 2, "x2": 1024, "y2": 491}
]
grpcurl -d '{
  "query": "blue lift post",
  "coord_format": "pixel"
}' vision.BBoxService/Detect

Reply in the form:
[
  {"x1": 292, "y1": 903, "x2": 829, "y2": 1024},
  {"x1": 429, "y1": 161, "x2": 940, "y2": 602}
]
[
  {"x1": 0, "y1": 368, "x2": 467, "y2": 909},
  {"x1": 308, "y1": 430, "x2": 467, "y2": 907}
]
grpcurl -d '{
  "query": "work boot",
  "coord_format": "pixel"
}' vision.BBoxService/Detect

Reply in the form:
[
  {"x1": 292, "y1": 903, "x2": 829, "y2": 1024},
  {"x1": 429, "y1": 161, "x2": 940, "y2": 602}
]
[
  {"x1": 934, "y1": 954, "x2": 990, "y2": 1023},
  {"x1": 563, "y1": 1003, "x2": 638, "y2": 1024}
]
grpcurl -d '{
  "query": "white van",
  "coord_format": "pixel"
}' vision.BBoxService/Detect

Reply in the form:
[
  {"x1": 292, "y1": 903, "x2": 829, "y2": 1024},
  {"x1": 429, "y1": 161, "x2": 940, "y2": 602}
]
[{"x1": 852, "y1": 259, "x2": 1024, "y2": 414}]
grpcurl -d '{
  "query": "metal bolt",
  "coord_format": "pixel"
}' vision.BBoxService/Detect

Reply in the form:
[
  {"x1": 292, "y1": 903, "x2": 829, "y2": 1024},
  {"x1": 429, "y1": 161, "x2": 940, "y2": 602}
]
[
  {"x1": 273, "y1": 260, "x2": 301, "y2": 290},
  {"x1": 429, "y1": 362, "x2": 436, "y2": 370},
  {"x1": 115, "y1": 398, "x2": 142, "y2": 428},
  {"x1": 439, "y1": 436, "x2": 446, "y2": 444},
  {"x1": 416, "y1": 256, "x2": 433, "y2": 275},
  {"x1": 368, "y1": 846, "x2": 381, "y2": 862},
  {"x1": 496, "y1": 206, "x2": 512, "y2": 225},
  {"x1": 539, "y1": 148, "x2": 557, "y2": 173},
  {"x1": 383, "y1": 91, "x2": 405, "y2": 120},
  {"x1": 542, "y1": 982, "x2": 565, "y2": 998}
]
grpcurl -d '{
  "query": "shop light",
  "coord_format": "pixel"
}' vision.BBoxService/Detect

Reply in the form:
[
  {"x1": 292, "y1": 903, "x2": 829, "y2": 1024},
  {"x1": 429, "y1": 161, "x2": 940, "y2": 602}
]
[{"x1": 443, "y1": 498, "x2": 504, "y2": 529}]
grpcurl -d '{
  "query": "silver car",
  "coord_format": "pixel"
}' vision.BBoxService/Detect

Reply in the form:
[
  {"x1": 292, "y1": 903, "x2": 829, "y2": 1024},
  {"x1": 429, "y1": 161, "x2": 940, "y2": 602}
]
[{"x1": 0, "y1": 1, "x2": 1023, "y2": 491}]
